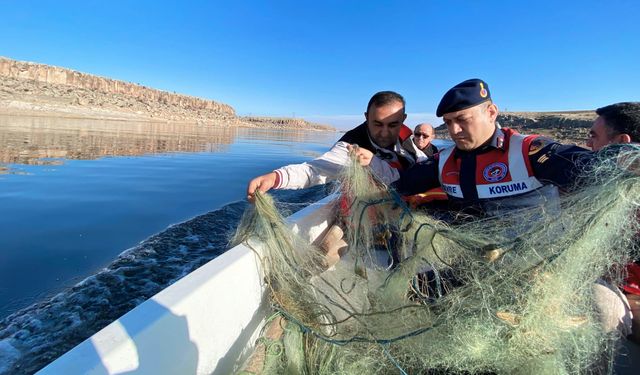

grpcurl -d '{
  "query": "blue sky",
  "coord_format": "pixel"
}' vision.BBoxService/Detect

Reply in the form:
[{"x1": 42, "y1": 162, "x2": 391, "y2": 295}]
[{"x1": 1, "y1": 0, "x2": 639, "y2": 129}]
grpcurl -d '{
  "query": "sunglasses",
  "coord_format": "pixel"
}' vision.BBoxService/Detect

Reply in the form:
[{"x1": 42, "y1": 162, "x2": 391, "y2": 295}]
[{"x1": 414, "y1": 132, "x2": 431, "y2": 138}]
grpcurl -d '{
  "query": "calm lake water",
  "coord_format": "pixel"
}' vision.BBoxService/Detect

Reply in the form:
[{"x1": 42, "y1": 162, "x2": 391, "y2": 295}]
[{"x1": 0, "y1": 115, "x2": 339, "y2": 373}]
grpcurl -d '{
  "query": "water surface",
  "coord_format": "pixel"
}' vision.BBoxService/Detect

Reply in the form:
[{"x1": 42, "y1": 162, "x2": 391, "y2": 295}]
[
  {"x1": 0, "y1": 116, "x2": 338, "y2": 317},
  {"x1": 0, "y1": 115, "x2": 339, "y2": 373}
]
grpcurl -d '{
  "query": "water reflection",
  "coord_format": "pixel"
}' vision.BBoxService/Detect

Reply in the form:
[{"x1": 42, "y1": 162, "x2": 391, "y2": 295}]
[
  {"x1": 0, "y1": 116, "x2": 338, "y2": 168},
  {"x1": 236, "y1": 126, "x2": 334, "y2": 143},
  {"x1": 0, "y1": 115, "x2": 242, "y2": 166}
]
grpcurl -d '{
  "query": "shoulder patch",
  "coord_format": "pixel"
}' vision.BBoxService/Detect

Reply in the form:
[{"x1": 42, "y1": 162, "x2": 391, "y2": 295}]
[
  {"x1": 528, "y1": 137, "x2": 555, "y2": 155},
  {"x1": 537, "y1": 154, "x2": 550, "y2": 164}
]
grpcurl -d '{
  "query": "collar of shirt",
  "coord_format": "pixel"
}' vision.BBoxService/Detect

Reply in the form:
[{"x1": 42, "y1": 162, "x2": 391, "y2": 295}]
[{"x1": 367, "y1": 133, "x2": 416, "y2": 165}]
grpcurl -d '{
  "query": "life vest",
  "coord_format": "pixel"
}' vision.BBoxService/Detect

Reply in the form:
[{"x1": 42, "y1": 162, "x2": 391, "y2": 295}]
[
  {"x1": 404, "y1": 186, "x2": 449, "y2": 208},
  {"x1": 437, "y1": 128, "x2": 543, "y2": 200},
  {"x1": 398, "y1": 125, "x2": 413, "y2": 143},
  {"x1": 623, "y1": 262, "x2": 640, "y2": 295},
  {"x1": 386, "y1": 125, "x2": 414, "y2": 169}
]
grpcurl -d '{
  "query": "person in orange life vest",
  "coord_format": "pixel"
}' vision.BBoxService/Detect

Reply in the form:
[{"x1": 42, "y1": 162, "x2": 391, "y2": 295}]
[
  {"x1": 404, "y1": 123, "x2": 439, "y2": 161},
  {"x1": 352, "y1": 78, "x2": 634, "y2": 335},
  {"x1": 586, "y1": 102, "x2": 640, "y2": 342},
  {"x1": 247, "y1": 91, "x2": 424, "y2": 201}
]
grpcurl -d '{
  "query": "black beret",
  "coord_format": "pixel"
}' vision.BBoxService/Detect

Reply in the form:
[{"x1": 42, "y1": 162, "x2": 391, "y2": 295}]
[{"x1": 436, "y1": 79, "x2": 491, "y2": 117}]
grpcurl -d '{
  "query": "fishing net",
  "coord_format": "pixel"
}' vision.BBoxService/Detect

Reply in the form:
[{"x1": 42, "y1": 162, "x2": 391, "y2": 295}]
[{"x1": 233, "y1": 145, "x2": 640, "y2": 375}]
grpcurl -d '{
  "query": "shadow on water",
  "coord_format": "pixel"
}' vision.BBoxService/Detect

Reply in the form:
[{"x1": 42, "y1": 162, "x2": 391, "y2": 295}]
[{"x1": 0, "y1": 184, "x2": 331, "y2": 374}]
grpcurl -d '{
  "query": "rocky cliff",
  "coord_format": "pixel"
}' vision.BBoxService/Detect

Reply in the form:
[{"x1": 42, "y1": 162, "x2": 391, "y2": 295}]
[
  {"x1": 0, "y1": 57, "x2": 235, "y2": 116},
  {"x1": 240, "y1": 116, "x2": 334, "y2": 131},
  {"x1": 0, "y1": 57, "x2": 334, "y2": 130},
  {"x1": 497, "y1": 111, "x2": 595, "y2": 129}
]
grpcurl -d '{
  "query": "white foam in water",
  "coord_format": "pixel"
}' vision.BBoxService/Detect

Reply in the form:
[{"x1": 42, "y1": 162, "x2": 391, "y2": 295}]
[{"x1": 185, "y1": 235, "x2": 200, "y2": 242}]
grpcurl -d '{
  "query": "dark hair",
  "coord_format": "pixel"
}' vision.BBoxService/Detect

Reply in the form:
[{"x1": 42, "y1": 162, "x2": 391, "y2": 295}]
[
  {"x1": 596, "y1": 102, "x2": 640, "y2": 142},
  {"x1": 366, "y1": 91, "x2": 405, "y2": 113}
]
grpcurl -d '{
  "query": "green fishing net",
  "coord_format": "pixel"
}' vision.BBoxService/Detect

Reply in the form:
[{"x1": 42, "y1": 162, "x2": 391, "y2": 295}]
[{"x1": 234, "y1": 145, "x2": 640, "y2": 374}]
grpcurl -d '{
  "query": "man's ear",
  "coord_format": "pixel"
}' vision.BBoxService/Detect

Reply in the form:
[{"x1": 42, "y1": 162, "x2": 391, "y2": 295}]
[
  {"x1": 617, "y1": 133, "x2": 633, "y2": 144},
  {"x1": 364, "y1": 112, "x2": 369, "y2": 121},
  {"x1": 403, "y1": 113, "x2": 407, "y2": 122},
  {"x1": 487, "y1": 103, "x2": 498, "y2": 121}
]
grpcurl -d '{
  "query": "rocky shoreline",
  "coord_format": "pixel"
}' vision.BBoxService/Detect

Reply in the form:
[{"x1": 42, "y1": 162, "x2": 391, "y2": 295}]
[
  {"x1": 0, "y1": 57, "x2": 334, "y2": 131},
  {"x1": 435, "y1": 110, "x2": 596, "y2": 146},
  {"x1": 1, "y1": 57, "x2": 600, "y2": 140}
]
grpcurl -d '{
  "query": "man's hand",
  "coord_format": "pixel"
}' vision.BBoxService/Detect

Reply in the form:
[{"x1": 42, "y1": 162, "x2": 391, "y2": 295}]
[
  {"x1": 347, "y1": 144, "x2": 374, "y2": 166},
  {"x1": 247, "y1": 172, "x2": 278, "y2": 202}
]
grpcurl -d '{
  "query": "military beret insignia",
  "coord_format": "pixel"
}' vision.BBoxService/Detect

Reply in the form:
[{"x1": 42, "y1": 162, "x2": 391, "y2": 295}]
[{"x1": 480, "y1": 82, "x2": 488, "y2": 98}]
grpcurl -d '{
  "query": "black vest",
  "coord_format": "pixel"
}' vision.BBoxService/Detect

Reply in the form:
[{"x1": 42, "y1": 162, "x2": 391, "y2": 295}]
[{"x1": 339, "y1": 122, "x2": 416, "y2": 169}]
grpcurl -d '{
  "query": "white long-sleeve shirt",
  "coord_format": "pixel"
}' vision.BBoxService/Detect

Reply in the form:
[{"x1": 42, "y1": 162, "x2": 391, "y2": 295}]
[{"x1": 273, "y1": 141, "x2": 403, "y2": 190}]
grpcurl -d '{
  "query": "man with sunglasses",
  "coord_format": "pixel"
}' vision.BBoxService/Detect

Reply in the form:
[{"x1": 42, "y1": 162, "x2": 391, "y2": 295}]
[{"x1": 404, "y1": 123, "x2": 438, "y2": 161}]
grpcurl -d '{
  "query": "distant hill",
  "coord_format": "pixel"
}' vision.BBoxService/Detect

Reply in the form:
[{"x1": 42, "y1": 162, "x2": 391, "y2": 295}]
[
  {"x1": 0, "y1": 56, "x2": 334, "y2": 131},
  {"x1": 240, "y1": 116, "x2": 334, "y2": 131},
  {"x1": 434, "y1": 110, "x2": 595, "y2": 146}
]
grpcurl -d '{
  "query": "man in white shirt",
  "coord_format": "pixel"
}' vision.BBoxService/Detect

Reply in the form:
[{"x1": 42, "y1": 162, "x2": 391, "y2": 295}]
[{"x1": 246, "y1": 91, "x2": 418, "y2": 201}]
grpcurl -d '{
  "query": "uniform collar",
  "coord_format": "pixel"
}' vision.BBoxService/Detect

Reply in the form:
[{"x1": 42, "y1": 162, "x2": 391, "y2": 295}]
[{"x1": 488, "y1": 126, "x2": 506, "y2": 150}]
